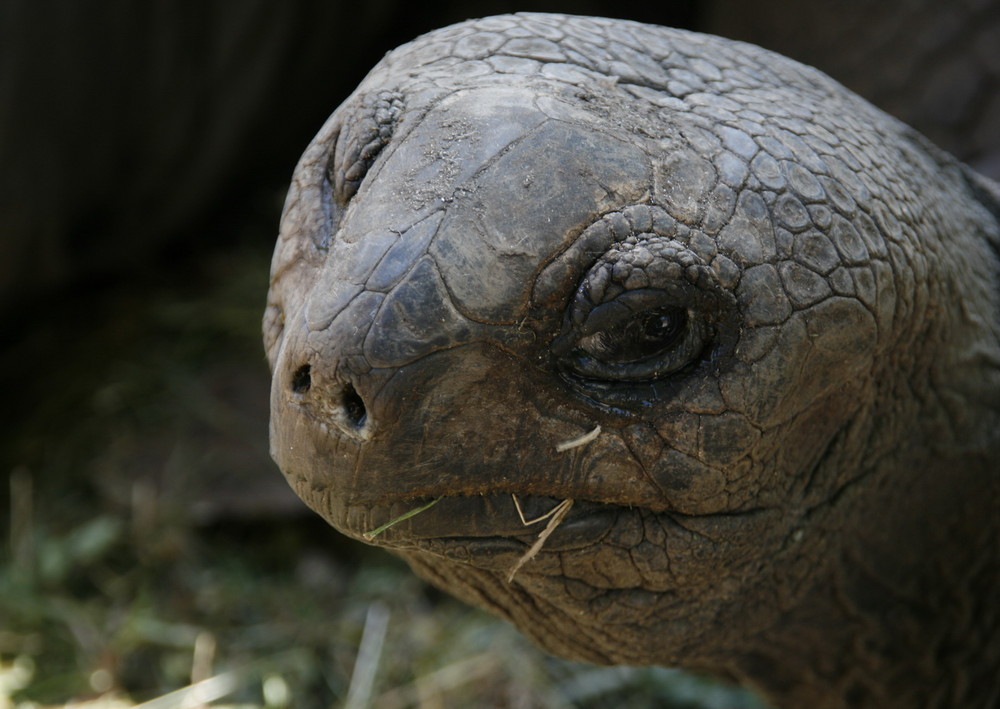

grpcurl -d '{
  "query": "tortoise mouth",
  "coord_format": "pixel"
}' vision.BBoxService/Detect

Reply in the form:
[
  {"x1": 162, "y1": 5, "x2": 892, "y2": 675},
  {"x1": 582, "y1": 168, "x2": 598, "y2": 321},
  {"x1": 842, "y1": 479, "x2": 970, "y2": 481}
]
[
  {"x1": 341, "y1": 493, "x2": 621, "y2": 572},
  {"x1": 327, "y1": 488, "x2": 774, "y2": 584},
  {"x1": 354, "y1": 493, "x2": 612, "y2": 542},
  {"x1": 357, "y1": 493, "x2": 634, "y2": 582}
]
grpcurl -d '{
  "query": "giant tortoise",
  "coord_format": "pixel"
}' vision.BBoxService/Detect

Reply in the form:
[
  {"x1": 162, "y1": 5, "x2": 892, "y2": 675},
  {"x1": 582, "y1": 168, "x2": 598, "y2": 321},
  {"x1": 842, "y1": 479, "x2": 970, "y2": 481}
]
[{"x1": 264, "y1": 14, "x2": 1000, "y2": 709}]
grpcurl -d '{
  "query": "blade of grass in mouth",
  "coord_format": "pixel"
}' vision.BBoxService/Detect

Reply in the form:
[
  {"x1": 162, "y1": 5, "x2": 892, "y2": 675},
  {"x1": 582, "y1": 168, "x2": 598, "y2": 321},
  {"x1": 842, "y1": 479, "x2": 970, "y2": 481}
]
[{"x1": 363, "y1": 498, "x2": 442, "y2": 540}]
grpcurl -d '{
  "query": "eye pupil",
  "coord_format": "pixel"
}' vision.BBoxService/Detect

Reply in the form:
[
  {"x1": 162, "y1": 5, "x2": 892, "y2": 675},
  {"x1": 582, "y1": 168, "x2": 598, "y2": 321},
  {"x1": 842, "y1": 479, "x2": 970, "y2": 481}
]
[
  {"x1": 579, "y1": 306, "x2": 689, "y2": 364},
  {"x1": 641, "y1": 310, "x2": 683, "y2": 343}
]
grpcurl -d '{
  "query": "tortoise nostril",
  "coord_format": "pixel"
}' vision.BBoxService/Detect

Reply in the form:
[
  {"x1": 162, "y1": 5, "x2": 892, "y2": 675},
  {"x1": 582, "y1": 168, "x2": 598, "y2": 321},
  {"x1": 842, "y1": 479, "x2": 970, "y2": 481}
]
[
  {"x1": 291, "y1": 364, "x2": 312, "y2": 394},
  {"x1": 342, "y1": 383, "x2": 368, "y2": 428}
]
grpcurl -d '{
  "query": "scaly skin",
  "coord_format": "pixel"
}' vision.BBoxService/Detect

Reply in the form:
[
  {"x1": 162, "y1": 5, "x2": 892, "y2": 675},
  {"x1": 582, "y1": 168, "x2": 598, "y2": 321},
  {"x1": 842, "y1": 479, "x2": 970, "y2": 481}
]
[{"x1": 263, "y1": 14, "x2": 1000, "y2": 709}]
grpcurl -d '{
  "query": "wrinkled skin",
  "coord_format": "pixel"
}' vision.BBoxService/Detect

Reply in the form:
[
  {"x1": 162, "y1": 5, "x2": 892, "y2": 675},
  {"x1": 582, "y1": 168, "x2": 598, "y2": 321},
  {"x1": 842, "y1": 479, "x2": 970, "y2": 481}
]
[{"x1": 264, "y1": 14, "x2": 1000, "y2": 709}]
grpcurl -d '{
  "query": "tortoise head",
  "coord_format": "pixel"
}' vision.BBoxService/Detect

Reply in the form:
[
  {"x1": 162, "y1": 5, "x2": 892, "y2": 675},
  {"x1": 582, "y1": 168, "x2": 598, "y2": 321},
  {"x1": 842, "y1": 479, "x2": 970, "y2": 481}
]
[{"x1": 264, "y1": 13, "x2": 1000, "y2": 703}]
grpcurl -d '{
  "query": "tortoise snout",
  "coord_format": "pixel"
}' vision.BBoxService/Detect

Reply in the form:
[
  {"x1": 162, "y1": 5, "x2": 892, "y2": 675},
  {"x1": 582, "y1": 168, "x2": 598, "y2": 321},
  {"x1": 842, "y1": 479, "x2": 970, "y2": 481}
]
[{"x1": 282, "y1": 358, "x2": 374, "y2": 442}]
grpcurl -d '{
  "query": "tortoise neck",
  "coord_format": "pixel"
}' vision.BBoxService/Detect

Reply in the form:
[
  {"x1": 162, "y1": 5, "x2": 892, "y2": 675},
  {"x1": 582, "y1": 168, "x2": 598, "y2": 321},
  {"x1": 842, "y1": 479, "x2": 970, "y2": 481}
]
[{"x1": 735, "y1": 451, "x2": 1000, "y2": 709}]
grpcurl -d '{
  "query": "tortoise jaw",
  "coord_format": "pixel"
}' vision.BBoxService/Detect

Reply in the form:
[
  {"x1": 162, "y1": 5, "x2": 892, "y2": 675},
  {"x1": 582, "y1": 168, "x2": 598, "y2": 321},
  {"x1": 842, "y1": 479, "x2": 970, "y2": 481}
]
[
  {"x1": 348, "y1": 493, "x2": 620, "y2": 582},
  {"x1": 346, "y1": 493, "x2": 612, "y2": 546}
]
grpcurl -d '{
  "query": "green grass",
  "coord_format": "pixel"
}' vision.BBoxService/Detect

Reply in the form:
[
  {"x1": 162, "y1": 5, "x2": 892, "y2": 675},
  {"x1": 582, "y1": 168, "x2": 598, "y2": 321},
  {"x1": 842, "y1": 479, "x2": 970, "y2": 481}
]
[{"x1": 0, "y1": 235, "x2": 768, "y2": 709}]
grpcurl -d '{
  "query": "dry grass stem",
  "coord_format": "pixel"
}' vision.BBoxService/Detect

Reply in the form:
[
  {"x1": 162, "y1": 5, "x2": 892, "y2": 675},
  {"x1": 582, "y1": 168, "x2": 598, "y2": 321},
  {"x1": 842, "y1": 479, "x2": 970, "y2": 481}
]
[
  {"x1": 189, "y1": 632, "x2": 217, "y2": 686},
  {"x1": 363, "y1": 498, "x2": 441, "y2": 540},
  {"x1": 131, "y1": 670, "x2": 242, "y2": 709},
  {"x1": 555, "y1": 425, "x2": 601, "y2": 452},
  {"x1": 371, "y1": 653, "x2": 500, "y2": 709},
  {"x1": 507, "y1": 499, "x2": 574, "y2": 583},
  {"x1": 511, "y1": 493, "x2": 566, "y2": 526},
  {"x1": 344, "y1": 602, "x2": 390, "y2": 709},
  {"x1": 10, "y1": 467, "x2": 34, "y2": 568}
]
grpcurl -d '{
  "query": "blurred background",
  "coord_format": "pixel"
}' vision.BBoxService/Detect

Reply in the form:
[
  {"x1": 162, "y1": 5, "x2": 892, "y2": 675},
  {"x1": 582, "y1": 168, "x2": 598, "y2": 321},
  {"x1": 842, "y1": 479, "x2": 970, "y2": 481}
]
[{"x1": 1, "y1": 1, "x2": 996, "y2": 707}]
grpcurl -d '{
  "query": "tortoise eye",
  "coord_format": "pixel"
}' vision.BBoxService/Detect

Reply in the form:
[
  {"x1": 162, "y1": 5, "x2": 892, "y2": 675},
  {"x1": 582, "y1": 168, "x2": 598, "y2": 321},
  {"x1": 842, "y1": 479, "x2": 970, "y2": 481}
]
[
  {"x1": 552, "y1": 232, "x2": 737, "y2": 388},
  {"x1": 578, "y1": 306, "x2": 689, "y2": 363},
  {"x1": 564, "y1": 303, "x2": 709, "y2": 382}
]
